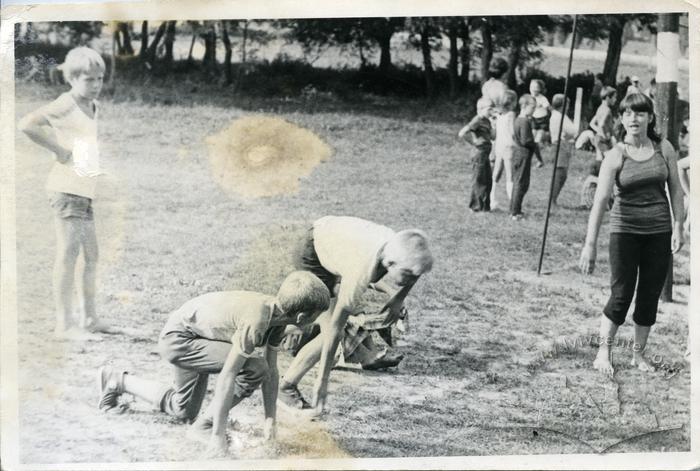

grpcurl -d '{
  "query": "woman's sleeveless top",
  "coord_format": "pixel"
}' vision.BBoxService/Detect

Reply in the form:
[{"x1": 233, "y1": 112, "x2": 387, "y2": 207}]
[{"x1": 609, "y1": 142, "x2": 671, "y2": 234}]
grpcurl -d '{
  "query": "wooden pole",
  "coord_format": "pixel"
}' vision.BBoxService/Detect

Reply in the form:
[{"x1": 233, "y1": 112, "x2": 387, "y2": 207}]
[
  {"x1": 655, "y1": 13, "x2": 680, "y2": 302},
  {"x1": 538, "y1": 15, "x2": 578, "y2": 276},
  {"x1": 573, "y1": 87, "x2": 583, "y2": 132}
]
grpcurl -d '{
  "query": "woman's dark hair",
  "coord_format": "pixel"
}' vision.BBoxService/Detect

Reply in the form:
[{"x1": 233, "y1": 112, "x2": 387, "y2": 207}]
[{"x1": 616, "y1": 92, "x2": 662, "y2": 143}]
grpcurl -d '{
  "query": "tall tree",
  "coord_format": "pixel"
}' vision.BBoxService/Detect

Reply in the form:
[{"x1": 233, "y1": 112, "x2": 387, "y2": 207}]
[
  {"x1": 490, "y1": 16, "x2": 555, "y2": 89},
  {"x1": 139, "y1": 21, "x2": 148, "y2": 58},
  {"x1": 601, "y1": 16, "x2": 626, "y2": 86},
  {"x1": 558, "y1": 14, "x2": 656, "y2": 85},
  {"x1": 145, "y1": 21, "x2": 167, "y2": 64},
  {"x1": 221, "y1": 20, "x2": 234, "y2": 84},
  {"x1": 458, "y1": 18, "x2": 471, "y2": 85},
  {"x1": 163, "y1": 21, "x2": 177, "y2": 66},
  {"x1": 118, "y1": 22, "x2": 134, "y2": 55},
  {"x1": 418, "y1": 19, "x2": 437, "y2": 99},
  {"x1": 445, "y1": 17, "x2": 461, "y2": 98},
  {"x1": 201, "y1": 21, "x2": 218, "y2": 74},
  {"x1": 479, "y1": 17, "x2": 493, "y2": 85},
  {"x1": 186, "y1": 21, "x2": 200, "y2": 64},
  {"x1": 286, "y1": 17, "x2": 404, "y2": 73}
]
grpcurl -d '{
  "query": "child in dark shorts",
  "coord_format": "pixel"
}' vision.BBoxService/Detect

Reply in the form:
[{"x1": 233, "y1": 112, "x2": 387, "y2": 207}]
[
  {"x1": 19, "y1": 47, "x2": 110, "y2": 340},
  {"x1": 458, "y1": 97, "x2": 495, "y2": 212}
]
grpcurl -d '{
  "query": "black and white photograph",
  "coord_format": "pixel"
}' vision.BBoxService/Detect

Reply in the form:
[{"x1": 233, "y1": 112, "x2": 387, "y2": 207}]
[{"x1": 0, "y1": 0, "x2": 697, "y2": 468}]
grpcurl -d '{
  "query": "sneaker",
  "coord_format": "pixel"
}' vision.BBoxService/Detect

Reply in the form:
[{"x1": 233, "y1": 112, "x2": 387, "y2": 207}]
[
  {"x1": 97, "y1": 366, "x2": 126, "y2": 412},
  {"x1": 511, "y1": 214, "x2": 524, "y2": 221},
  {"x1": 362, "y1": 352, "x2": 404, "y2": 371},
  {"x1": 278, "y1": 382, "x2": 312, "y2": 410}
]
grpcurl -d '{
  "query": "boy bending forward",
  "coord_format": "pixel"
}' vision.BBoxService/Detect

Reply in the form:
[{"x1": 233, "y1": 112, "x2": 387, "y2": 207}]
[{"x1": 97, "y1": 271, "x2": 330, "y2": 456}]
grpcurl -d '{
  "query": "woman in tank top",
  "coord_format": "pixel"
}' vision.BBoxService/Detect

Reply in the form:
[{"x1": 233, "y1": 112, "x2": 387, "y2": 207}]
[{"x1": 579, "y1": 93, "x2": 685, "y2": 376}]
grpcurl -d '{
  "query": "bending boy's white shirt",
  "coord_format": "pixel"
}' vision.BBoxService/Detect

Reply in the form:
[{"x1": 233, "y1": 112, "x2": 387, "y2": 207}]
[
  {"x1": 40, "y1": 92, "x2": 103, "y2": 198},
  {"x1": 313, "y1": 216, "x2": 395, "y2": 314}
]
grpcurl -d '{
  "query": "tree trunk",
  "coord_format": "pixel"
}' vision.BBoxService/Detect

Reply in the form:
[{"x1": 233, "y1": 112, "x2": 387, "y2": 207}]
[
  {"x1": 447, "y1": 22, "x2": 459, "y2": 99},
  {"x1": 234, "y1": 21, "x2": 249, "y2": 92},
  {"x1": 505, "y1": 42, "x2": 520, "y2": 90},
  {"x1": 145, "y1": 22, "x2": 167, "y2": 63},
  {"x1": 221, "y1": 20, "x2": 233, "y2": 84},
  {"x1": 420, "y1": 25, "x2": 435, "y2": 99},
  {"x1": 376, "y1": 21, "x2": 393, "y2": 73},
  {"x1": 480, "y1": 18, "x2": 493, "y2": 85},
  {"x1": 24, "y1": 22, "x2": 36, "y2": 42},
  {"x1": 164, "y1": 21, "x2": 176, "y2": 66},
  {"x1": 459, "y1": 18, "x2": 470, "y2": 84},
  {"x1": 202, "y1": 21, "x2": 218, "y2": 73},
  {"x1": 139, "y1": 21, "x2": 148, "y2": 58},
  {"x1": 602, "y1": 17, "x2": 625, "y2": 86},
  {"x1": 113, "y1": 28, "x2": 123, "y2": 55},
  {"x1": 119, "y1": 22, "x2": 134, "y2": 55},
  {"x1": 187, "y1": 26, "x2": 197, "y2": 63},
  {"x1": 240, "y1": 20, "x2": 248, "y2": 63}
]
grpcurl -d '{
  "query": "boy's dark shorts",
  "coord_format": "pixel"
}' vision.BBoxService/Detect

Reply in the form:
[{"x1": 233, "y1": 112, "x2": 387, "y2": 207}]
[
  {"x1": 296, "y1": 227, "x2": 339, "y2": 294},
  {"x1": 49, "y1": 192, "x2": 93, "y2": 220},
  {"x1": 532, "y1": 115, "x2": 549, "y2": 130}
]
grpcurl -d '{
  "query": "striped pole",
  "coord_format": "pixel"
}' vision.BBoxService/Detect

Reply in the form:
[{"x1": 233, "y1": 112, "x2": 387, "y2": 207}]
[{"x1": 655, "y1": 13, "x2": 680, "y2": 302}]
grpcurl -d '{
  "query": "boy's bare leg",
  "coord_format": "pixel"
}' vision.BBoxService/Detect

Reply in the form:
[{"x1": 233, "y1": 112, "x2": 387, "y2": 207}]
[
  {"x1": 630, "y1": 325, "x2": 656, "y2": 372},
  {"x1": 593, "y1": 315, "x2": 618, "y2": 376},
  {"x1": 282, "y1": 334, "x2": 323, "y2": 386},
  {"x1": 503, "y1": 155, "x2": 514, "y2": 200},
  {"x1": 490, "y1": 153, "x2": 503, "y2": 208},
  {"x1": 53, "y1": 217, "x2": 100, "y2": 341},
  {"x1": 78, "y1": 219, "x2": 116, "y2": 333}
]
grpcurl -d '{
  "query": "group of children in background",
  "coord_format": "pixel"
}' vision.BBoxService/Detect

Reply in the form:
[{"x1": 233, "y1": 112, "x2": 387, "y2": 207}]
[
  {"x1": 459, "y1": 64, "x2": 557, "y2": 221},
  {"x1": 459, "y1": 58, "x2": 668, "y2": 220}
]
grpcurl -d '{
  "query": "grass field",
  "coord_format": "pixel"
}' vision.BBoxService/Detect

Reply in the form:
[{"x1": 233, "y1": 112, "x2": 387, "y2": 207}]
[{"x1": 12, "y1": 75, "x2": 690, "y2": 463}]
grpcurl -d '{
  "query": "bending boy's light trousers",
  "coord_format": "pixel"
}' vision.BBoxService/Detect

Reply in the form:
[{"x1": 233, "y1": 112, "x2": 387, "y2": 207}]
[{"x1": 157, "y1": 328, "x2": 269, "y2": 421}]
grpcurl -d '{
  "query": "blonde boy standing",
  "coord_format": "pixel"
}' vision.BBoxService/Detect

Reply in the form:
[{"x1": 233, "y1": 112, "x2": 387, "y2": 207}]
[{"x1": 19, "y1": 47, "x2": 110, "y2": 340}]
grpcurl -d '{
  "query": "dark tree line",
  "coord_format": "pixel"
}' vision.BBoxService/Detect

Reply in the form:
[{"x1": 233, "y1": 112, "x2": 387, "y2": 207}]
[{"x1": 17, "y1": 14, "x2": 665, "y2": 97}]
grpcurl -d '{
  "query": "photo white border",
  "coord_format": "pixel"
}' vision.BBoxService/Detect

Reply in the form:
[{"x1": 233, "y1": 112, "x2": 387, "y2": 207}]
[{"x1": 1, "y1": 1, "x2": 698, "y2": 469}]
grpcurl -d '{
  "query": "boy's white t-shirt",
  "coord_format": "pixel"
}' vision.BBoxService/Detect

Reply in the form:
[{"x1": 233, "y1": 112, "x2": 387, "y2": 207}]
[
  {"x1": 313, "y1": 216, "x2": 395, "y2": 313},
  {"x1": 40, "y1": 92, "x2": 101, "y2": 199},
  {"x1": 495, "y1": 111, "x2": 516, "y2": 153}
]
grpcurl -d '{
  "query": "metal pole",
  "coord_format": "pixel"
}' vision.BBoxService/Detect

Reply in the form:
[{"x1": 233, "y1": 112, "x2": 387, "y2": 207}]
[
  {"x1": 537, "y1": 15, "x2": 578, "y2": 276},
  {"x1": 655, "y1": 13, "x2": 680, "y2": 302}
]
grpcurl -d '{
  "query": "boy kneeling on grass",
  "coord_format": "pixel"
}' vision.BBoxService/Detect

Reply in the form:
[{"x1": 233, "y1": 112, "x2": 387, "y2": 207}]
[{"x1": 97, "y1": 271, "x2": 330, "y2": 456}]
